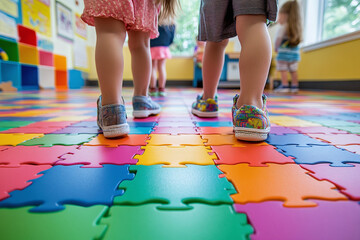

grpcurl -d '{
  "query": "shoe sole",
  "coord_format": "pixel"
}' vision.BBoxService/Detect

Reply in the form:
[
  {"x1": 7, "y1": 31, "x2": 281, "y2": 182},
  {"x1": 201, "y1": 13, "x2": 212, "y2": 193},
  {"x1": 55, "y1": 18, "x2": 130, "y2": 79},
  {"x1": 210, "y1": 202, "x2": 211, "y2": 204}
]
[
  {"x1": 191, "y1": 108, "x2": 218, "y2": 118},
  {"x1": 133, "y1": 109, "x2": 161, "y2": 118},
  {"x1": 234, "y1": 127, "x2": 270, "y2": 142},
  {"x1": 101, "y1": 123, "x2": 130, "y2": 138}
]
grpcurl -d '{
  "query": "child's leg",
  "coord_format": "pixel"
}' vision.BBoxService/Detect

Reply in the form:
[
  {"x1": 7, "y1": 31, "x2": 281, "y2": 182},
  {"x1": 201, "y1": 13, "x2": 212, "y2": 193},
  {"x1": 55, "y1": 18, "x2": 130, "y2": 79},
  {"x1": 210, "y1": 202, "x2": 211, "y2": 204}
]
[
  {"x1": 128, "y1": 30, "x2": 151, "y2": 96},
  {"x1": 150, "y1": 59, "x2": 158, "y2": 89},
  {"x1": 202, "y1": 39, "x2": 229, "y2": 99},
  {"x1": 157, "y1": 59, "x2": 167, "y2": 89},
  {"x1": 94, "y1": 18, "x2": 127, "y2": 106},
  {"x1": 235, "y1": 15, "x2": 271, "y2": 109},
  {"x1": 280, "y1": 71, "x2": 289, "y2": 86},
  {"x1": 290, "y1": 71, "x2": 298, "y2": 86}
]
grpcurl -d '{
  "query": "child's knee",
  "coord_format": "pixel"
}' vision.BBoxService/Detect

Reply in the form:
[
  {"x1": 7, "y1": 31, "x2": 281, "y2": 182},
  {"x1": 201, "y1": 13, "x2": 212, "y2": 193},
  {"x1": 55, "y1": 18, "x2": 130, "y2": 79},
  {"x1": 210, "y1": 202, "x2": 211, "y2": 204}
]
[{"x1": 208, "y1": 39, "x2": 229, "y2": 49}]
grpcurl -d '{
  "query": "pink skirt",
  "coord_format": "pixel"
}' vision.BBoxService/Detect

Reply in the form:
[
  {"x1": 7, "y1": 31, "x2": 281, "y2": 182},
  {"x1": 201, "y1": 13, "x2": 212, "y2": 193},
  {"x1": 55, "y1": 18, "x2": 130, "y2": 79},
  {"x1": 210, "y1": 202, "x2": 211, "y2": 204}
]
[
  {"x1": 151, "y1": 46, "x2": 172, "y2": 60},
  {"x1": 81, "y1": 0, "x2": 160, "y2": 39}
]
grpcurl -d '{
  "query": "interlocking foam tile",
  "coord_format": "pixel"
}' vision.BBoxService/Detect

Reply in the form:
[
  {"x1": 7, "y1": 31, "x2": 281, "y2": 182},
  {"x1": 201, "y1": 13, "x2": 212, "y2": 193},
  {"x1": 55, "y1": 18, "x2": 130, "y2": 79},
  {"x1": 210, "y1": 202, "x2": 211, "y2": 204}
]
[
  {"x1": 218, "y1": 163, "x2": 347, "y2": 207},
  {"x1": 128, "y1": 116, "x2": 160, "y2": 122},
  {"x1": 197, "y1": 127, "x2": 233, "y2": 135},
  {"x1": 202, "y1": 134, "x2": 268, "y2": 147},
  {"x1": 334, "y1": 126, "x2": 360, "y2": 134},
  {"x1": 0, "y1": 205, "x2": 107, "y2": 240},
  {"x1": 19, "y1": 134, "x2": 96, "y2": 147},
  {"x1": 85, "y1": 134, "x2": 148, "y2": 147},
  {"x1": 115, "y1": 165, "x2": 235, "y2": 210},
  {"x1": 0, "y1": 127, "x2": 11, "y2": 132},
  {"x1": 101, "y1": 204, "x2": 253, "y2": 240},
  {"x1": 0, "y1": 121, "x2": 34, "y2": 128},
  {"x1": 0, "y1": 116, "x2": 51, "y2": 121},
  {"x1": 234, "y1": 200, "x2": 360, "y2": 240},
  {"x1": 191, "y1": 116, "x2": 232, "y2": 122},
  {"x1": 158, "y1": 117, "x2": 194, "y2": 122},
  {"x1": 266, "y1": 133, "x2": 329, "y2": 146},
  {"x1": 298, "y1": 116, "x2": 360, "y2": 127},
  {"x1": 307, "y1": 133, "x2": 360, "y2": 146},
  {"x1": 289, "y1": 126, "x2": 348, "y2": 134},
  {"x1": 152, "y1": 127, "x2": 199, "y2": 135},
  {"x1": 270, "y1": 126, "x2": 299, "y2": 135},
  {"x1": 301, "y1": 164, "x2": 360, "y2": 200},
  {"x1": 0, "y1": 165, "x2": 52, "y2": 201},
  {"x1": 270, "y1": 116, "x2": 321, "y2": 127},
  {"x1": 0, "y1": 165, "x2": 134, "y2": 212},
  {"x1": 156, "y1": 121, "x2": 195, "y2": 127},
  {"x1": 134, "y1": 146, "x2": 216, "y2": 167},
  {"x1": 46, "y1": 116, "x2": 93, "y2": 122},
  {"x1": 25, "y1": 121, "x2": 77, "y2": 128},
  {"x1": 51, "y1": 127, "x2": 101, "y2": 134},
  {"x1": 127, "y1": 121, "x2": 157, "y2": 127},
  {"x1": 212, "y1": 145, "x2": 295, "y2": 166},
  {"x1": 277, "y1": 144, "x2": 360, "y2": 167},
  {"x1": 128, "y1": 127, "x2": 154, "y2": 134},
  {"x1": 195, "y1": 121, "x2": 233, "y2": 127},
  {"x1": 1, "y1": 109, "x2": 61, "y2": 117},
  {"x1": 70, "y1": 121, "x2": 98, "y2": 128},
  {"x1": 146, "y1": 134, "x2": 206, "y2": 146},
  {"x1": 0, "y1": 146, "x2": 77, "y2": 167},
  {"x1": 0, "y1": 133, "x2": 44, "y2": 146},
  {"x1": 58, "y1": 146, "x2": 141, "y2": 167},
  {"x1": 341, "y1": 145, "x2": 360, "y2": 154},
  {"x1": 2, "y1": 126, "x2": 66, "y2": 134},
  {"x1": 0, "y1": 146, "x2": 9, "y2": 151}
]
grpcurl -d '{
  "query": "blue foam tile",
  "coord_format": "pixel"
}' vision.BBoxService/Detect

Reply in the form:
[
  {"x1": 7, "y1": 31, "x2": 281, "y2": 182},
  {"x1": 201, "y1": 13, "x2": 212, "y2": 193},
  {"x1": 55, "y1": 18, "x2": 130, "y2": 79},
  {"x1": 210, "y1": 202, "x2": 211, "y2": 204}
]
[
  {"x1": 266, "y1": 133, "x2": 329, "y2": 147},
  {"x1": 195, "y1": 121, "x2": 233, "y2": 127},
  {"x1": 127, "y1": 122, "x2": 157, "y2": 128},
  {"x1": 129, "y1": 127, "x2": 154, "y2": 135}
]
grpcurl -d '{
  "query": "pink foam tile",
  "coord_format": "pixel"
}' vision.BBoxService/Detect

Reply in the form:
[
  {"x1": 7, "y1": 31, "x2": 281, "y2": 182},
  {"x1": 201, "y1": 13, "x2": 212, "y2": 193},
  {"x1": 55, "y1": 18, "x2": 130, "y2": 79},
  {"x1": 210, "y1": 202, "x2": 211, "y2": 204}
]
[
  {"x1": 57, "y1": 145, "x2": 141, "y2": 167},
  {"x1": 152, "y1": 127, "x2": 199, "y2": 135},
  {"x1": 0, "y1": 146, "x2": 10, "y2": 151},
  {"x1": 307, "y1": 133, "x2": 360, "y2": 146},
  {"x1": 234, "y1": 200, "x2": 360, "y2": 240},
  {"x1": 0, "y1": 146, "x2": 78, "y2": 167},
  {"x1": 341, "y1": 145, "x2": 360, "y2": 155},
  {"x1": 2, "y1": 127, "x2": 64, "y2": 134},
  {"x1": 191, "y1": 116, "x2": 232, "y2": 122},
  {"x1": 0, "y1": 165, "x2": 52, "y2": 200},
  {"x1": 127, "y1": 116, "x2": 160, "y2": 122},
  {"x1": 270, "y1": 127, "x2": 299, "y2": 135},
  {"x1": 198, "y1": 127, "x2": 234, "y2": 135},
  {"x1": 289, "y1": 126, "x2": 348, "y2": 134},
  {"x1": 26, "y1": 121, "x2": 77, "y2": 128},
  {"x1": 156, "y1": 122, "x2": 196, "y2": 127},
  {"x1": 158, "y1": 117, "x2": 193, "y2": 122},
  {"x1": 301, "y1": 164, "x2": 360, "y2": 200}
]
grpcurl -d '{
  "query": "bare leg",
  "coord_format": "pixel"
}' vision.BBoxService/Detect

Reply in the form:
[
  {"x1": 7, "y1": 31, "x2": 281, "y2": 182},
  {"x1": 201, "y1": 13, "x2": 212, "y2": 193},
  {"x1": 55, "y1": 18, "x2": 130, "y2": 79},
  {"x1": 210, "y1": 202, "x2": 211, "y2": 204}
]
[
  {"x1": 202, "y1": 39, "x2": 229, "y2": 99},
  {"x1": 290, "y1": 71, "x2": 298, "y2": 86},
  {"x1": 157, "y1": 59, "x2": 167, "y2": 89},
  {"x1": 94, "y1": 18, "x2": 126, "y2": 106},
  {"x1": 280, "y1": 71, "x2": 289, "y2": 86},
  {"x1": 128, "y1": 30, "x2": 151, "y2": 96},
  {"x1": 150, "y1": 59, "x2": 158, "y2": 88},
  {"x1": 236, "y1": 15, "x2": 272, "y2": 109}
]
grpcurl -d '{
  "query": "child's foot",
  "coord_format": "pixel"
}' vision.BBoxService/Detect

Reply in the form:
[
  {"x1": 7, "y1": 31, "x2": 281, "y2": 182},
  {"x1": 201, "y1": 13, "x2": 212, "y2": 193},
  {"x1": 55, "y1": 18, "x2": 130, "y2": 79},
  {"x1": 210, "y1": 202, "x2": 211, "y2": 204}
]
[
  {"x1": 274, "y1": 85, "x2": 290, "y2": 93},
  {"x1": 291, "y1": 85, "x2": 299, "y2": 93},
  {"x1": 149, "y1": 87, "x2": 158, "y2": 97},
  {"x1": 97, "y1": 96, "x2": 130, "y2": 138},
  {"x1": 232, "y1": 94, "x2": 270, "y2": 142},
  {"x1": 132, "y1": 96, "x2": 161, "y2": 118},
  {"x1": 191, "y1": 95, "x2": 218, "y2": 118},
  {"x1": 158, "y1": 88, "x2": 167, "y2": 97}
]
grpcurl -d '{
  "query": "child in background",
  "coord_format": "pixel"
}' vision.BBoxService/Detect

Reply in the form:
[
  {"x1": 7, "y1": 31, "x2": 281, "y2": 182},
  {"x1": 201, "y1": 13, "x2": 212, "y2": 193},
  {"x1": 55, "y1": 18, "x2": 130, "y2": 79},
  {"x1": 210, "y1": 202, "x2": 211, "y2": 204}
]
[
  {"x1": 149, "y1": 24, "x2": 176, "y2": 97},
  {"x1": 81, "y1": 0, "x2": 179, "y2": 138},
  {"x1": 191, "y1": 0, "x2": 278, "y2": 141},
  {"x1": 194, "y1": 39, "x2": 205, "y2": 68},
  {"x1": 274, "y1": 0, "x2": 302, "y2": 93}
]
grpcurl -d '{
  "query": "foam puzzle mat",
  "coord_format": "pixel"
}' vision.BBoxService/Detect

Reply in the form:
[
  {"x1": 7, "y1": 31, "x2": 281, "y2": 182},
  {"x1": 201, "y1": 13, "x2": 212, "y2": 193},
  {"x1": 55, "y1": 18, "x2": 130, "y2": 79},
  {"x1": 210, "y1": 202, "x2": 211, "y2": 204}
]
[{"x1": 0, "y1": 88, "x2": 359, "y2": 240}]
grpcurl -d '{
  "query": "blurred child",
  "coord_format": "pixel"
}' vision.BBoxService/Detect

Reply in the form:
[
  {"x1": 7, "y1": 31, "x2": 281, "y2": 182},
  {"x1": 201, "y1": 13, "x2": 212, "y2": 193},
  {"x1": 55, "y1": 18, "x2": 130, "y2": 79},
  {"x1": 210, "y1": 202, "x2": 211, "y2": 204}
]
[
  {"x1": 274, "y1": 0, "x2": 302, "y2": 93},
  {"x1": 191, "y1": 0, "x2": 277, "y2": 141},
  {"x1": 194, "y1": 39, "x2": 205, "y2": 68},
  {"x1": 149, "y1": 24, "x2": 176, "y2": 97},
  {"x1": 81, "y1": 0, "x2": 179, "y2": 138}
]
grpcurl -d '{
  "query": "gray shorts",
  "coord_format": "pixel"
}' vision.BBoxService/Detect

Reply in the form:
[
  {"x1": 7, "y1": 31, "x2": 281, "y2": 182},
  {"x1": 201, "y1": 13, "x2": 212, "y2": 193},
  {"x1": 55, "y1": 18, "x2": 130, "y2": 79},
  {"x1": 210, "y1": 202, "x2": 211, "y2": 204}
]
[
  {"x1": 276, "y1": 61, "x2": 298, "y2": 72},
  {"x1": 199, "y1": 0, "x2": 278, "y2": 42}
]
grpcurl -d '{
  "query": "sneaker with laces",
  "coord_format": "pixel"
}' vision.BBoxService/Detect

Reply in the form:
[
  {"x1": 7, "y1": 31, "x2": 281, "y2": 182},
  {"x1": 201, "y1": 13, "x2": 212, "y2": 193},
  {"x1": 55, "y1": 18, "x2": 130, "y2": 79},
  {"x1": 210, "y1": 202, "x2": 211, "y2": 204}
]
[
  {"x1": 132, "y1": 96, "x2": 161, "y2": 118},
  {"x1": 232, "y1": 94, "x2": 270, "y2": 141},
  {"x1": 191, "y1": 95, "x2": 218, "y2": 118},
  {"x1": 149, "y1": 87, "x2": 158, "y2": 97},
  {"x1": 274, "y1": 85, "x2": 290, "y2": 93},
  {"x1": 97, "y1": 96, "x2": 130, "y2": 138},
  {"x1": 290, "y1": 86, "x2": 299, "y2": 93}
]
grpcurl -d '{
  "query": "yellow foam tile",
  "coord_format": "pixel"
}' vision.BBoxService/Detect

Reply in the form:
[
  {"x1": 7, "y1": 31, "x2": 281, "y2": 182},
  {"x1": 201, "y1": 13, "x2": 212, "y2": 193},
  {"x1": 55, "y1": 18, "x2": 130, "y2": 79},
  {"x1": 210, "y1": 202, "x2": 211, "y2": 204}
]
[
  {"x1": 0, "y1": 134, "x2": 44, "y2": 146},
  {"x1": 46, "y1": 116, "x2": 93, "y2": 122},
  {"x1": 146, "y1": 134, "x2": 206, "y2": 146},
  {"x1": 269, "y1": 109, "x2": 303, "y2": 114},
  {"x1": 269, "y1": 116, "x2": 321, "y2": 127},
  {"x1": 135, "y1": 146, "x2": 216, "y2": 167},
  {"x1": 202, "y1": 135, "x2": 269, "y2": 147},
  {"x1": 0, "y1": 106, "x2": 25, "y2": 110}
]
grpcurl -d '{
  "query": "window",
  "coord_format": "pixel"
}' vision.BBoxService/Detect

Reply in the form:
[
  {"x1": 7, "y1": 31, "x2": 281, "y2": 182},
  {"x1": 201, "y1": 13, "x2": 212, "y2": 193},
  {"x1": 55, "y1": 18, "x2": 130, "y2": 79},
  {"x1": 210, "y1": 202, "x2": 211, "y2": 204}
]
[
  {"x1": 170, "y1": 0, "x2": 201, "y2": 56},
  {"x1": 323, "y1": 0, "x2": 360, "y2": 40}
]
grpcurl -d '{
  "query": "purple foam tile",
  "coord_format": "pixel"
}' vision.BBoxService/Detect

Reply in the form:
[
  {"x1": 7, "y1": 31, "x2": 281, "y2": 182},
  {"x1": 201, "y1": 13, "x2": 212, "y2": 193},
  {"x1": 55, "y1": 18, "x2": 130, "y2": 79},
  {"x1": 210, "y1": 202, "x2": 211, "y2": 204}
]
[
  {"x1": 234, "y1": 200, "x2": 360, "y2": 240},
  {"x1": 52, "y1": 127, "x2": 101, "y2": 134},
  {"x1": 270, "y1": 127, "x2": 299, "y2": 135},
  {"x1": 301, "y1": 164, "x2": 360, "y2": 200},
  {"x1": 2, "y1": 127, "x2": 63, "y2": 134},
  {"x1": 57, "y1": 145, "x2": 141, "y2": 167},
  {"x1": 289, "y1": 126, "x2": 348, "y2": 134}
]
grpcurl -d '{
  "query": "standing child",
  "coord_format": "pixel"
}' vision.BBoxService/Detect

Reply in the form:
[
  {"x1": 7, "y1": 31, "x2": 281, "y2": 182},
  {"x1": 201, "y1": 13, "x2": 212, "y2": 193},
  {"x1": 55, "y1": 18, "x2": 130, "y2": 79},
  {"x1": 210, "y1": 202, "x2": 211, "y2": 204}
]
[
  {"x1": 191, "y1": 0, "x2": 278, "y2": 141},
  {"x1": 81, "y1": 0, "x2": 178, "y2": 138},
  {"x1": 149, "y1": 24, "x2": 176, "y2": 97},
  {"x1": 274, "y1": 0, "x2": 302, "y2": 93}
]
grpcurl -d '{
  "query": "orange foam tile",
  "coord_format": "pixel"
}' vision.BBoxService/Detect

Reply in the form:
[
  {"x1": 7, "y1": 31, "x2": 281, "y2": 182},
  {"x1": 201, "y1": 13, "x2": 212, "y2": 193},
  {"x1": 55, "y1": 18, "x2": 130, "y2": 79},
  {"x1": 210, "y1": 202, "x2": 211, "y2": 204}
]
[{"x1": 146, "y1": 134, "x2": 206, "y2": 146}]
